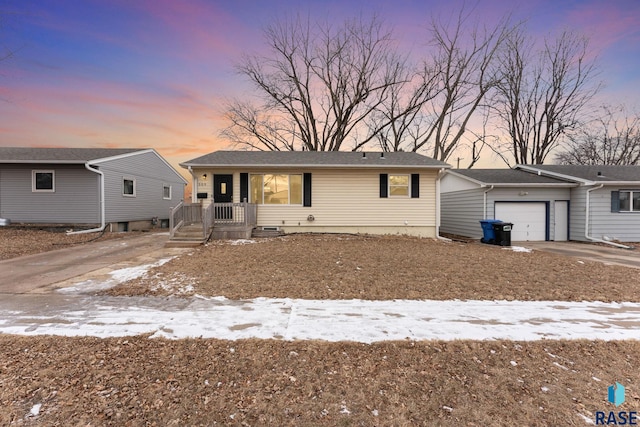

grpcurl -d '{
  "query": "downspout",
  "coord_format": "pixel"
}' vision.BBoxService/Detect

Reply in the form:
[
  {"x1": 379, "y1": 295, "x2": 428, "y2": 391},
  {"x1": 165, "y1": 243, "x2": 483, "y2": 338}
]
[
  {"x1": 435, "y1": 168, "x2": 450, "y2": 241},
  {"x1": 483, "y1": 185, "x2": 495, "y2": 220},
  {"x1": 585, "y1": 184, "x2": 631, "y2": 249},
  {"x1": 67, "y1": 162, "x2": 106, "y2": 235}
]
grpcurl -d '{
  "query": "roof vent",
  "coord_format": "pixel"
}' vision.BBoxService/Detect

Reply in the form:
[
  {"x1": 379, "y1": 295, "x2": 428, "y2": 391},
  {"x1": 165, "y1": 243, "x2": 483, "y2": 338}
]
[
  {"x1": 380, "y1": 152, "x2": 386, "y2": 159},
  {"x1": 597, "y1": 171, "x2": 602, "y2": 176},
  {"x1": 362, "y1": 152, "x2": 367, "y2": 159}
]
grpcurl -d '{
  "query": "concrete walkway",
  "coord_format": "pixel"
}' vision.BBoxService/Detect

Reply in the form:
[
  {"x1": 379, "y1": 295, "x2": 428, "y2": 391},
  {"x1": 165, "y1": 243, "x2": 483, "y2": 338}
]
[
  {"x1": 0, "y1": 294, "x2": 639, "y2": 342},
  {"x1": 518, "y1": 241, "x2": 640, "y2": 269}
]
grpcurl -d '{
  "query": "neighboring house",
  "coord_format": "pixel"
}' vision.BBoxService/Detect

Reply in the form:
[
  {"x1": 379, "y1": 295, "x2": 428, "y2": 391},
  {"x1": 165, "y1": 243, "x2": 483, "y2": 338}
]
[
  {"x1": 0, "y1": 147, "x2": 187, "y2": 231},
  {"x1": 441, "y1": 165, "x2": 640, "y2": 243},
  {"x1": 180, "y1": 150, "x2": 450, "y2": 238}
]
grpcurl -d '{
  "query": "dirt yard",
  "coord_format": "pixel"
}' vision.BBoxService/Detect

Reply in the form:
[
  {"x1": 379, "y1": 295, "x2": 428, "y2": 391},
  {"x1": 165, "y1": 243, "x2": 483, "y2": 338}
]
[
  {"x1": 1, "y1": 230, "x2": 639, "y2": 425},
  {"x1": 105, "y1": 234, "x2": 640, "y2": 302}
]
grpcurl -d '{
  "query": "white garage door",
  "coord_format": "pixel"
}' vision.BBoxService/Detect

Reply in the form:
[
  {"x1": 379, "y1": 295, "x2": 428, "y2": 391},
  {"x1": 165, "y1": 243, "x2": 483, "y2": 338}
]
[{"x1": 494, "y1": 202, "x2": 547, "y2": 241}]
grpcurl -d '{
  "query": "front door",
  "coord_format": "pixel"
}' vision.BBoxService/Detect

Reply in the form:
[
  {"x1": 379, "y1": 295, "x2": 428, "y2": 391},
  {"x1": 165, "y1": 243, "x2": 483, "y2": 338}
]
[{"x1": 213, "y1": 174, "x2": 233, "y2": 220}]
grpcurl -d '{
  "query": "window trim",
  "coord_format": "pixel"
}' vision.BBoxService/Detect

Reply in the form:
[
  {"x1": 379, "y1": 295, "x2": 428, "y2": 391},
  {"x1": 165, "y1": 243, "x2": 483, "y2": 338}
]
[
  {"x1": 618, "y1": 189, "x2": 640, "y2": 213},
  {"x1": 249, "y1": 173, "x2": 303, "y2": 206},
  {"x1": 32, "y1": 170, "x2": 55, "y2": 193},
  {"x1": 123, "y1": 177, "x2": 136, "y2": 197},
  {"x1": 388, "y1": 174, "x2": 410, "y2": 197},
  {"x1": 163, "y1": 184, "x2": 172, "y2": 200}
]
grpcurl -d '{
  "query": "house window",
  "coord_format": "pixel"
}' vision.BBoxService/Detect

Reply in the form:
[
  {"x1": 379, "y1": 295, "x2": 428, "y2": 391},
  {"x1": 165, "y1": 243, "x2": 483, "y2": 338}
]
[
  {"x1": 163, "y1": 184, "x2": 172, "y2": 200},
  {"x1": 619, "y1": 190, "x2": 640, "y2": 212},
  {"x1": 389, "y1": 174, "x2": 409, "y2": 197},
  {"x1": 123, "y1": 178, "x2": 136, "y2": 197},
  {"x1": 249, "y1": 174, "x2": 302, "y2": 205},
  {"x1": 32, "y1": 170, "x2": 55, "y2": 192}
]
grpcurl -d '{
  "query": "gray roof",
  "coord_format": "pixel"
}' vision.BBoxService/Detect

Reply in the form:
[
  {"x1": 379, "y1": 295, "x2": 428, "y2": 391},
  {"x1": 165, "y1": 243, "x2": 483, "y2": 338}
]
[
  {"x1": 181, "y1": 150, "x2": 450, "y2": 169},
  {"x1": 0, "y1": 147, "x2": 147, "y2": 163},
  {"x1": 450, "y1": 168, "x2": 571, "y2": 185},
  {"x1": 520, "y1": 165, "x2": 640, "y2": 183}
]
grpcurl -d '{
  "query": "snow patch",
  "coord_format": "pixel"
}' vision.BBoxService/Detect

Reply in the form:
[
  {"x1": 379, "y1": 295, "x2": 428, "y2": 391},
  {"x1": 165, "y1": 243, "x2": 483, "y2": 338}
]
[
  {"x1": 504, "y1": 246, "x2": 532, "y2": 253},
  {"x1": 577, "y1": 413, "x2": 595, "y2": 424},
  {"x1": 230, "y1": 239, "x2": 257, "y2": 245},
  {"x1": 29, "y1": 404, "x2": 41, "y2": 417}
]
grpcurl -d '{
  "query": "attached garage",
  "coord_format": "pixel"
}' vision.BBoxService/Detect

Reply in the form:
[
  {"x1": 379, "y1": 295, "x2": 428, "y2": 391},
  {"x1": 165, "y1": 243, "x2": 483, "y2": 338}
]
[{"x1": 494, "y1": 202, "x2": 548, "y2": 241}]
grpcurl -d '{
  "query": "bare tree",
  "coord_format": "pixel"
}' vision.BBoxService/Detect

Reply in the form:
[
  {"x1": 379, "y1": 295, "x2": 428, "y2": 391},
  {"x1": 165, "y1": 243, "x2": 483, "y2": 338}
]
[
  {"x1": 221, "y1": 14, "x2": 410, "y2": 151},
  {"x1": 555, "y1": 104, "x2": 640, "y2": 165},
  {"x1": 368, "y1": 7, "x2": 515, "y2": 166},
  {"x1": 491, "y1": 29, "x2": 600, "y2": 165}
]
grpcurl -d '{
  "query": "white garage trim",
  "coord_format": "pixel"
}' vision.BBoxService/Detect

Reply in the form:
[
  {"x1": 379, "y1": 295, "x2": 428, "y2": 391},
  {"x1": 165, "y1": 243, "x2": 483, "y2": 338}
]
[{"x1": 494, "y1": 202, "x2": 549, "y2": 241}]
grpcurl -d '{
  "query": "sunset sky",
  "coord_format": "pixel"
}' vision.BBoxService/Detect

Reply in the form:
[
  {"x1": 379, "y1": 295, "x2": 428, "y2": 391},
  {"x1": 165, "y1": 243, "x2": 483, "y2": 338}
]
[{"x1": 1, "y1": 0, "x2": 639, "y2": 176}]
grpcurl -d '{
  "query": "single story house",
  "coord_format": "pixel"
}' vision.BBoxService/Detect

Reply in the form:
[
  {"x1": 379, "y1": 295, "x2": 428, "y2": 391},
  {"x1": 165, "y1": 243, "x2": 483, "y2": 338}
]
[
  {"x1": 441, "y1": 165, "x2": 640, "y2": 243},
  {"x1": 180, "y1": 150, "x2": 450, "y2": 238},
  {"x1": 0, "y1": 147, "x2": 187, "y2": 231}
]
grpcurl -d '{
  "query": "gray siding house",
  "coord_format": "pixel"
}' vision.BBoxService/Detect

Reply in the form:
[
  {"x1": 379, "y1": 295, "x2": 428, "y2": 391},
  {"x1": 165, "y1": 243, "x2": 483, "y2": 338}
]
[
  {"x1": 0, "y1": 147, "x2": 187, "y2": 231},
  {"x1": 441, "y1": 165, "x2": 640, "y2": 243}
]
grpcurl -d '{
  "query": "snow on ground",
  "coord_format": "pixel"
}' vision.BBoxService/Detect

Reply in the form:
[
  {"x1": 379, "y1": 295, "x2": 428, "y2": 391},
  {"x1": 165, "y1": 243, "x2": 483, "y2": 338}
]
[
  {"x1": 0, "y1": 295, "x2": 639, "y2": 342},
  {"x1": 504, "y1": 246, "x2": 532, "y2": 253},
  {"x1": 57, "y1": 257, "x2": 176, "y2": 294}
]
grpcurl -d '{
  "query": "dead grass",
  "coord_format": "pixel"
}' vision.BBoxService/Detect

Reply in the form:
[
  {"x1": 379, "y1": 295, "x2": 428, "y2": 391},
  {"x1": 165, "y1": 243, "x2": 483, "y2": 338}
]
[
  {"x1": 0, "y1": 227, "x2": 148, "y2": 261},
  {"x1": 3, "y1": 232, "x2": 640, "y2": 425},
  {"x1": 106, "y1": 234, "x2": 640, "y2": 302},
  {"x1": 0, "y1": 335, "x2": 638, "y2": 426}
]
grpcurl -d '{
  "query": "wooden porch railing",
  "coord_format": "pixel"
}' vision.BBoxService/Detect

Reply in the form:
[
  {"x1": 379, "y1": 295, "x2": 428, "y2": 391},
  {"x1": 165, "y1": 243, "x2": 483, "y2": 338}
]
[
  {"x1": 213, "y1": 202, "x2": 257, "y2": 227},
  {"x1": 170, "y1": 202, "x2": 257, "y2": 240}
]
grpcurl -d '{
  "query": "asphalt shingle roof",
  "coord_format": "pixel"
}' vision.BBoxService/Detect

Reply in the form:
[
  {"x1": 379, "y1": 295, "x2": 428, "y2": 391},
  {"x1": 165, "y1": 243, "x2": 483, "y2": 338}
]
[
  {"x1": 450, "y1": 169, "x2": 570, "y2": 184},
  {"x1": 522, "y1": 165, "x2": 640, "y2": 182},
  {"x1": 0, "y1": 147, "x2": 146, "y2": 163},
  {"x1": 181, "y1": 150, "x2": 450, "y2": 168}
]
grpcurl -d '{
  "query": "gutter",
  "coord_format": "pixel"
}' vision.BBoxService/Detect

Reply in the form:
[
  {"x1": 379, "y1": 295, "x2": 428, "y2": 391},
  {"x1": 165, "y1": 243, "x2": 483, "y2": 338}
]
[
  {"x1": 584, "y1": 184, "x2": 632, "y2": 249},
  {"x1": 67, "y1": 162, "x2": 106, "y2": 235},
  {"x1": 435, "y1": 168, "x2": 450, "y2": 241}
]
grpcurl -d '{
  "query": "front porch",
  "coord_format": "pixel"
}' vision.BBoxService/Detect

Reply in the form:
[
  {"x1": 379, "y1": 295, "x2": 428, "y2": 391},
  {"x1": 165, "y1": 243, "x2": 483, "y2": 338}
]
[{"x1": 168, "y1": 202, "x2": 257, "y2": 246}]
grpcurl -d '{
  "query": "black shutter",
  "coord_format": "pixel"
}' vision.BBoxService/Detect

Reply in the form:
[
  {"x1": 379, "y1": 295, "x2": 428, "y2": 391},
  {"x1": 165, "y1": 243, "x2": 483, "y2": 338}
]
[
  {"x1": 303, "y1": 173, "x2": 312, "y2": 207},
  {"x1": 411, "y1": 174, "x2": 420, "y2": 198},
  {"x1": 611, "y1": 191, "x2": 620, "y2": 212},
  {"x1": 240, "y1": 173, "x2": 249, "y2": 202},
  {"x1": 380, "y1": 174, "x2": 388, "y2": 198}
]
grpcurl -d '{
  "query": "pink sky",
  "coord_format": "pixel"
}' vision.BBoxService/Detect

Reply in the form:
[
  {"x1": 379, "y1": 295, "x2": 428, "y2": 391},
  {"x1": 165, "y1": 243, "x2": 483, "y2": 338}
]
[{"x1": 1, "y1": 0, "x2": 639, "y2": 180}]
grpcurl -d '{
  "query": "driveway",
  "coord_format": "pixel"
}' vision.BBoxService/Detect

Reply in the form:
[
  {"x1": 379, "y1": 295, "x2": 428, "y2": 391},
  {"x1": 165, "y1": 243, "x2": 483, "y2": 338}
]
[
  {"x1": 0, "y1": 232, "x2": 189, "y2": 294},
  {"x1": 517, "y1": 241, "x2": 640, "y2": 269}
]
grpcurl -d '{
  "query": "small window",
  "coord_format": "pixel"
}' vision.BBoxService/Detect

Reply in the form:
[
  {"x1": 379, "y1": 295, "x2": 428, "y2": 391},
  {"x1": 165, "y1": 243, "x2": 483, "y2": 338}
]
[
  {"x1": 619, "y1": 190, "x2": 640, "y2": 212},
  {"x1": 32, "y1": 170, "x2": 55, "y2": 192},
  {"x1": 123, "y1": 178, "x2": 136, "y2": 197},
  {"x1": 389, "y1": 174, "x2": 409, "y2": 197},
  {"x1": 163, "y1": 184, "x2": 172, "y2": 200}
]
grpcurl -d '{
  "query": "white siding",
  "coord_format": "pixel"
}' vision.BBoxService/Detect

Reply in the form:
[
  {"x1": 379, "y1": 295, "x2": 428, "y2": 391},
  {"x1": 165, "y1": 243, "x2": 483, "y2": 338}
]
[
  {"x1": 441, "y1": 186, "x2": 571, "y2": 240},
  {"x1": 440, "y1": 189, "x2": 485, "y2": 238},
  {"x1": 441, "y1": 173, "x2": 481, "y2": 193},
  {"x1": 194, "y1": 167, "x2": 439, "y2": 237},
  {"x1": 569, "y1": 187, "x2": 587, "y2": 241}
]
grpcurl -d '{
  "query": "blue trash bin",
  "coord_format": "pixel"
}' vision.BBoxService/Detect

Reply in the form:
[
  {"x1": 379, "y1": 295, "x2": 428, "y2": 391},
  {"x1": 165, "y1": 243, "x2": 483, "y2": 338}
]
[{"x1": 479, "y1": 219, "x2": 502, "y2": 244}]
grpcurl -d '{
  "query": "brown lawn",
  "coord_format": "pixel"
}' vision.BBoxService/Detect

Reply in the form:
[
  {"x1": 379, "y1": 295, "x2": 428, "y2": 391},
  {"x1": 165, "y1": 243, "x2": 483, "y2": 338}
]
[{"x1": 2, "y1": 231, "x2": 639, "y2": 425}]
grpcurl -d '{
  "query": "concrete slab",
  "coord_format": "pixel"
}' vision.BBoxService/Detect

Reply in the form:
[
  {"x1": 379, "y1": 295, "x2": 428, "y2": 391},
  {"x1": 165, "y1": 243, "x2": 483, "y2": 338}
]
[
  {"x1": 0, "y1": 232, "x2": 189, "y2": 294},
  {"x1": 516, "y1": 241, "x2": 640, "y2": 269}
]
